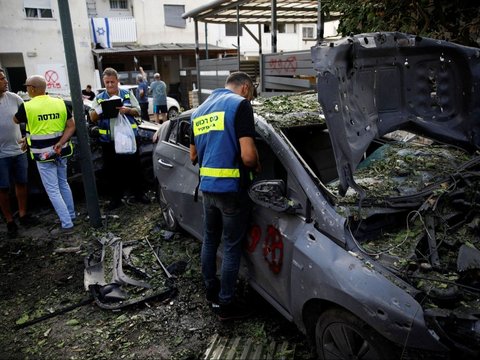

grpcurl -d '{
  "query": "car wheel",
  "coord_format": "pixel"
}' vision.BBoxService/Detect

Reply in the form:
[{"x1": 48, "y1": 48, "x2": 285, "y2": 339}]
[
  {"x1": 158, "y1": 184, "x2": 179, "y2": 231},
  {"x1": 315, "y1": 308, "x2": 399, "y2": 360},
  {"x1": 167, "y1": 107, "x2": 179, "y2": 120}
]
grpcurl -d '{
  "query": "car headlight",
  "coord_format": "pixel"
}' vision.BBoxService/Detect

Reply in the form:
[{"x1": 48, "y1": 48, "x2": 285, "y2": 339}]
[{"x1": 137, "y1": 128, "x2": 153, "y2": 142}]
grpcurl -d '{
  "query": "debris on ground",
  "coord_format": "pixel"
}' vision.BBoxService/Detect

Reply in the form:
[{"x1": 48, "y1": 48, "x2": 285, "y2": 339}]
[{"x1": 0, "y1": 196, "x2": 311, "y2": 359}]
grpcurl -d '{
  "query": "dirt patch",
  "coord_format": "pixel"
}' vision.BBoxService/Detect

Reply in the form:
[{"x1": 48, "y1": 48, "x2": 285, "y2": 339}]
[{"x1": 0, "y1": 194, "x2": 311, "y2": 359}]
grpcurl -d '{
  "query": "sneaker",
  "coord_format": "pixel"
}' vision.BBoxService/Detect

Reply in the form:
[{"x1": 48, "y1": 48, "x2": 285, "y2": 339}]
[
  {"x1": 7, "y1": 221, "x2": 18, "y2": 238},
  {"x1": 19, "y1": 214, "x2": 40, "y2": 227},
  {"x1": 50, "y1": 226, "x2": 75, "y2": 237},
  {"x1": 216, "y1": 301, "x2": 253, "y2": 321}
]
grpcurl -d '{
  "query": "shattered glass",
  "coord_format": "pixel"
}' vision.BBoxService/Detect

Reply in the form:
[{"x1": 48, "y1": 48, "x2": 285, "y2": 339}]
[{"x1": 253, "y1": 92, "x2": 325, "y2": 128}]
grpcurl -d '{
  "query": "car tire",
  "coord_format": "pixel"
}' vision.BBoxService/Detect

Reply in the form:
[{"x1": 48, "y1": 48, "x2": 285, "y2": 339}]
[
  {"x1": 315, "y1": 308, "x2": 399, "y2": 360},
  {"x1": 167, "y1": 107, "x2": 179, "y2": 120},
  {"x1": 158, "y1": 184, "x2": 179, "y2": 231}
]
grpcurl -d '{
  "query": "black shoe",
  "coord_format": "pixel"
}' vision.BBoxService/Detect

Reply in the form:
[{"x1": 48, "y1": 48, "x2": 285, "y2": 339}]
[
  {"x1": 19, "y1": 214, "x2": 40, "y2": 227},
  {"x1": 7, "y1": 221, "x2": 18, "y2": 238},
  {"x1": 50, "y1": 226, "x2": 75, "y2": 238},
  {"x1": 107, "y1": 199, "x2": 123, "y2": 211},
  {"x1": 206, "y1": 280, "x2": 220, "y2": 303},
  {"x1": 216, "y1": 301, "x2": 253, "y2": 321}
]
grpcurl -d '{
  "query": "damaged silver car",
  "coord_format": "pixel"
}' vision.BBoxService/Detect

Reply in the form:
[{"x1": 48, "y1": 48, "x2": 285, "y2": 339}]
[{"x1": 153, "y1": 32, "x2": 480, "y2": 359}]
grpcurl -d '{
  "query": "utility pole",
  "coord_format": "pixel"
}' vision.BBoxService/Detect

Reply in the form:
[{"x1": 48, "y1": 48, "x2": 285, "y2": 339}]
[
  {"x1": 317, "y1": 0, "x2": 324, "y2": 44},
  {"x1": 57, "y1": 0, "x2": 102, "y2": 227}
]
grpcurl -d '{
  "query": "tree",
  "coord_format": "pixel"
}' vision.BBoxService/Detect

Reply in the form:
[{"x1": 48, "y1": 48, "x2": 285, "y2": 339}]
[{"x1": 323, "y1": 0, "x2": 480, "y2": 47}]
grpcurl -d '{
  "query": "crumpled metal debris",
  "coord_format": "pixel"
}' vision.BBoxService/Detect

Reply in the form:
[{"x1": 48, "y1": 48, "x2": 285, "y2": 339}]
[
  {"x1": 84, "y1": 233, "x2": 177, "y2": 310},
  {"x1": 326, "y1": 137, "x2": 480, "y2": 311}
]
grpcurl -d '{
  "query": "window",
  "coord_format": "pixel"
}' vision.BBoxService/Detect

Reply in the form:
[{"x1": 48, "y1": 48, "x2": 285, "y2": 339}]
[
  {"x1": 24, "y1": 0, "x2": 52, "y2": 18},
  {"x1": 264, "y1": 24, "x2": 296, "y2": 34},
  {"x1": 225, "y1": 23, "x2": 242, "y2": 37},
  {"x1": 302, "y1": 26, "x2": 315, "y2": 40},
  {"x1": 164, "y1": 5, "x2": 186, "y2": 28},
  {"x1": 110, "y1": 0, "x2": 128, "y2": 10},
  {"x1": 285, "y1": 24, "x2": 296, "y2": 34}
]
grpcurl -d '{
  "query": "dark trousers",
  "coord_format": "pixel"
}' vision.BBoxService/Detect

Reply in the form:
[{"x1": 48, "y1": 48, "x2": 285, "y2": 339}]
[
  {"x1": 201, "y1": 190, "x2": 251, "y2": 305},
  {"x1": 100, "y1": 142, "x2": 144, "y2": 201},
  {"x1": 140, "y1": 102, "x2": 149, "y2": 121}
]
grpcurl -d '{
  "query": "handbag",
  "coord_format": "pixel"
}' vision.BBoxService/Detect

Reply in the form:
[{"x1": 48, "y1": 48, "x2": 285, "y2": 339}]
[{"x1": 113, "y1": 113, "x2": 137, "y2": 154}]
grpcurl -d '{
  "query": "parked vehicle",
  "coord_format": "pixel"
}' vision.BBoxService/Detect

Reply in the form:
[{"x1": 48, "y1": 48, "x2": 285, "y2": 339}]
[
  {"x1": 153, "y1": 32, "x2": 480, "y2": 359},
  {"x1": 96, "y1": 85, "x2": 181, "y2": 120}
]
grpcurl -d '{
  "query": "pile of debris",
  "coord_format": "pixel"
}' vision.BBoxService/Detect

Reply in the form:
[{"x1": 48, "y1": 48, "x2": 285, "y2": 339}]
[{"x1": 327, "y1": 136, "x2": 480, "y2": 312}]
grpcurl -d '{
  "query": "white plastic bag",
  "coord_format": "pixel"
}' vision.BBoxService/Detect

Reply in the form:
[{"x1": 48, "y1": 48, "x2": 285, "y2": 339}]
[{"x1": 114, "y1": 113, "x2": 137, "y2": 154}]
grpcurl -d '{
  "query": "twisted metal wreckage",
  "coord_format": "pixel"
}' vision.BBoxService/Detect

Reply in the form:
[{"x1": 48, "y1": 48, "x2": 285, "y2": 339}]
[{"x1": 84, "y1": 233, "x2": 183, "y2": 310}]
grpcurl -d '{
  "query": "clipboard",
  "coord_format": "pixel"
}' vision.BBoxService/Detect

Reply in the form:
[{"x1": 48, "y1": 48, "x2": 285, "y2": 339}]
[{"x1": 101, "y1": 98, "x2": 123, "y2": 118}]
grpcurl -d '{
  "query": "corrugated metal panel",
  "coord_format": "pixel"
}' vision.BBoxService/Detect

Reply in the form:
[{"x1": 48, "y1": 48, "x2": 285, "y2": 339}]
[
  {"x1": 199, "y1": 57, "x2": 240, "y2": 91},
  {"x1": 262, "y1": 50, "x2": 316, "y2": 92},
  {"x1": 183, "y1": 0, "x2": 324, "y2": 24},
  {"x1": 204, "y1": 334, "x2": 295, "y2": 360},
  {"x1": 108, "y1": 17, "x2": 137, "y2": 43}
]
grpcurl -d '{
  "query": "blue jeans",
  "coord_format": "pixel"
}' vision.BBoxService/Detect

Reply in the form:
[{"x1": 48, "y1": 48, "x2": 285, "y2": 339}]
[
  {"x1": 201, "y1": 191, "x2": 251, "y2": 305},
  {"x1": 36, "y1": 157, "x2": 75, "y2": 228}
]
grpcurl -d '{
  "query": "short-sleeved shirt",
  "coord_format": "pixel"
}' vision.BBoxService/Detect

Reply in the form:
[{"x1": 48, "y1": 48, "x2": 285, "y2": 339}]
[
  {"x1": 0, "y1": 92, "x2": 25, "y2": 158},
  {"x1": 82, "y1": 89, "x2": 95, "y2": 101},
  {"x1": 150, "y1": 80, "x2": 167, "y2": 106},
  {"x1": 136, "y1": 81, "x2": 149, "y2": 104},
  {"x1": 190, "y1": 99, "x2": 255, "y2": 146}
]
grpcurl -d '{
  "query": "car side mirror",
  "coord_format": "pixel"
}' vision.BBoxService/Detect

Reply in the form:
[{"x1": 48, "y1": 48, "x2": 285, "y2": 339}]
[{"x1": 248, "y1": 180, "x2": 301, "y2": 213}]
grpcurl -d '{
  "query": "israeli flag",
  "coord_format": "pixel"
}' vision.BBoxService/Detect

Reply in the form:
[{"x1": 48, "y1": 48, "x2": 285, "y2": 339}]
[{"x1": 91, "y1": 17, "x2": 111, "y2": 49}]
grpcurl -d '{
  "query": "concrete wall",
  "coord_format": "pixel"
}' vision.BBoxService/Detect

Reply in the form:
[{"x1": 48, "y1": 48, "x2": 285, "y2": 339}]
[
  {"x1": 131, "y1": 0, "x2": 208, "y2": 45},
  {"x1": 91, "y1": 0, "x2": 210, "y2": 45},
  {"x1": 92, "y1": 1, "x2": 336, "y2": 55},
  {"x1": 0, "y1": 0, "x2": 338, "y2": 96},
  {"x1": 0, "y1": 1, "x2": 96, "y2": 95}
]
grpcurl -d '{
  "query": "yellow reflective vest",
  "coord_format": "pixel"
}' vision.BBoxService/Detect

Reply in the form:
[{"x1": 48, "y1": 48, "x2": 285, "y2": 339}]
[{"x1": 24, "y1": 95, "x2": 73, "y2": 162}]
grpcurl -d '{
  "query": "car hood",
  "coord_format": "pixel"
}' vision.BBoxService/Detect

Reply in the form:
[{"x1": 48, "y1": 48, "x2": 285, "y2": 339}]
[
  {"x1": 138, "y1": 120, "x2": 160, "y2": 132},
  {"x1": 312, "y1": 32, "x2": 480, "y2": 196}
]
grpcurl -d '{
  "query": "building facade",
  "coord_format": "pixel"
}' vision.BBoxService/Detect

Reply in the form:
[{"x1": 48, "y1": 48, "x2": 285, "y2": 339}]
[{"x1": 0, "y1": 0, "x2": 337, "y2": 97}]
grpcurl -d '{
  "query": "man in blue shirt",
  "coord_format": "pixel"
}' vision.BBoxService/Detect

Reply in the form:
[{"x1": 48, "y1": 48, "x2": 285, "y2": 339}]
[
  {"x1": 190, "y1": 72, "x2": 260, "y2": 321},
  {"x1": 150, "y1": 73, "x2": 167, "y2": 124},
  {"x1": 136, "y1": 67, "x2": 149, "y2": 122},
  {"x1": 89, "y1": 67, "x2": 150, "y2": 210}
]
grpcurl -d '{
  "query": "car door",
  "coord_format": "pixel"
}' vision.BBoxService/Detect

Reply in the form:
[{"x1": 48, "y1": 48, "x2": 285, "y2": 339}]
[
  {"x1": 153, "y1": 115, "x2": 204, "y2": 239},
  {"x1": 242, "y1": 139, "x2": 311, "y2": 315}
]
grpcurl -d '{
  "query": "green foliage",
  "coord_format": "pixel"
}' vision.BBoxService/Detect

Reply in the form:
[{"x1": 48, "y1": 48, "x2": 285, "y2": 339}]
[{"x1": 323, "y1": 0, "x2": 480, "y2": 47}]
